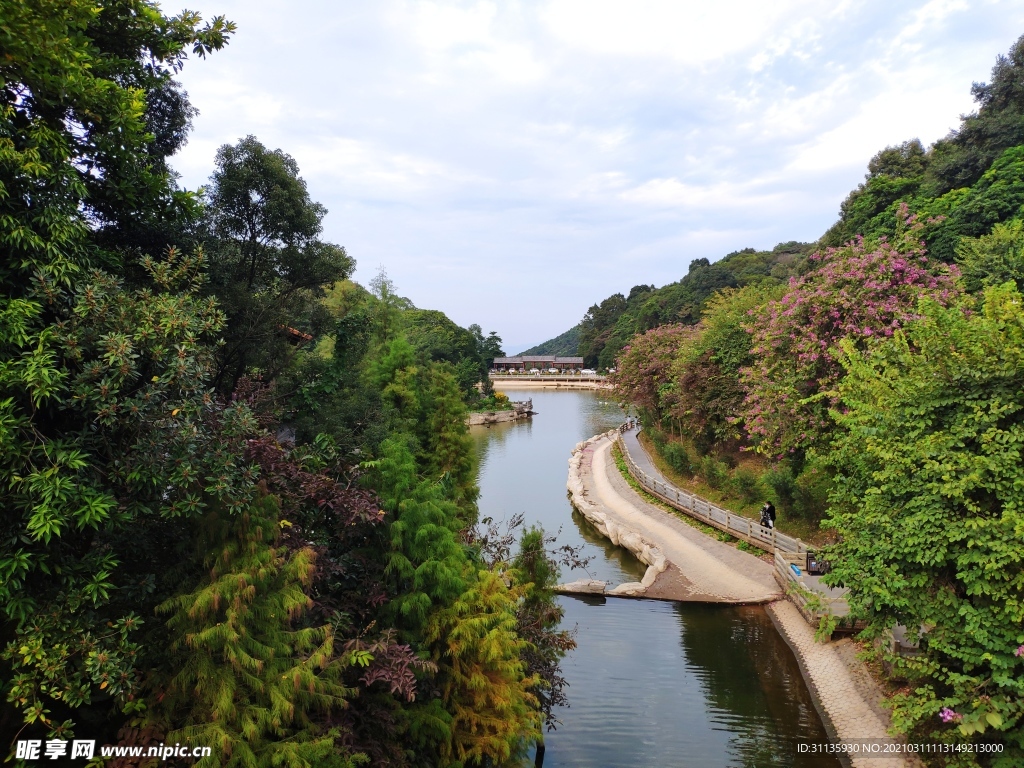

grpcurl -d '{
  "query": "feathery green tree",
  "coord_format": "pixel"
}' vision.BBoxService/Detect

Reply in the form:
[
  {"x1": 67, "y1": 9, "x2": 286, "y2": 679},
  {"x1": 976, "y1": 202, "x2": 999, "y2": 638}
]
[{"x1": 157, "y1": 493, "x2": 361, "y2": 767}]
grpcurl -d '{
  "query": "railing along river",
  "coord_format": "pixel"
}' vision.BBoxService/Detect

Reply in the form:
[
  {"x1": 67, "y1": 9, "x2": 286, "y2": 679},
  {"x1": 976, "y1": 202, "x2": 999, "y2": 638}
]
[{"x1": 613, "y1": 426, "x2": 847, "y2": 621}]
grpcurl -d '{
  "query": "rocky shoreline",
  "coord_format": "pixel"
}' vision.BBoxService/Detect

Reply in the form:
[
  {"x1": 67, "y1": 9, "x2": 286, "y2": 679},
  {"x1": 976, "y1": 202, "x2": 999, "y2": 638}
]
[
  {"x1": 466, "y1": 399, "x2": 534, "y2": 426},
  {"x1": 562, "y1": 430, "x2": 667, "y2": 596}
]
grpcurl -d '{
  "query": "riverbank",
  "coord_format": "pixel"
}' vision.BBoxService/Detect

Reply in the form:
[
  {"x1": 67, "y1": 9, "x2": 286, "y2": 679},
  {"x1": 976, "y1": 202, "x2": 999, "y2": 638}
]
[
  {"x1": 563, "y1": 431, "x2": 780, "y2": 602},
  {"x1": 489, "y1": 376, "x2": 609, "y2": 390},
  {"x1": 565, "y1": 430, "x2": 916, "y2": 768}
]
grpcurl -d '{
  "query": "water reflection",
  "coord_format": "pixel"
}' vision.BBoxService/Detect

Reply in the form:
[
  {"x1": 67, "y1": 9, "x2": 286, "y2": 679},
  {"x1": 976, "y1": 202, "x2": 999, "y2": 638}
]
[
  {"x1": 570, "y1": 508, "x2": 647, "y2": 582},
  {"x1": 471, "y1": 389, "x2": 839, "y2": 767}
]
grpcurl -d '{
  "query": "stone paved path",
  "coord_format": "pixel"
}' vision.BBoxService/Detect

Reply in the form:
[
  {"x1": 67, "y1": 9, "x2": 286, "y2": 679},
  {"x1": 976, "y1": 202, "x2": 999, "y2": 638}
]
[
  {"x1": 583, "y1": 436, "x2": 780, "y2": 602},
  {"x1": 769, "y1": 601, "x2": 914, "y2": 768},
  {"x1": 579, "y1": 433, "x2": 912, "y2": 767}
]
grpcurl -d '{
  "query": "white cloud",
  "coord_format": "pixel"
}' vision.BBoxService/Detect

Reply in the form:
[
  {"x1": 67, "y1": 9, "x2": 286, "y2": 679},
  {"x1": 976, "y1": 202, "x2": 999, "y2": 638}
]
[
  {"x1": 170, "y1": 0, "x2": 1024, "y2": 346},
  {"x1": 619, "y1": 177, "x2": 789, "y2": 213},
  {"x1": 540, "y1": 0, "x2": 831, "y2": 63}
]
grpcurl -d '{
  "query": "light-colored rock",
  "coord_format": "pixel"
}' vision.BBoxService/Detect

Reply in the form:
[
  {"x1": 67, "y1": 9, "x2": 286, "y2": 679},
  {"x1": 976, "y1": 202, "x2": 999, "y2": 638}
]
[
  {"x1": 565, "y1": 432, "x2": 669, "y2": 594},
  {"x1": 466, "y1": 399, "x2": 534, "y2": 426},
  {"x1": 555, "y1": 579, "x2": 608, "y2": 595}
]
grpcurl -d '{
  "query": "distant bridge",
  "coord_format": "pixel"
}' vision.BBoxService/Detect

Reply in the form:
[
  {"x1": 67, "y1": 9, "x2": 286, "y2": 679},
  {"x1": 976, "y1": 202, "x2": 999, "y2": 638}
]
[{"x1": 489, "y1": 373, "x2": 609, "y2": 388}]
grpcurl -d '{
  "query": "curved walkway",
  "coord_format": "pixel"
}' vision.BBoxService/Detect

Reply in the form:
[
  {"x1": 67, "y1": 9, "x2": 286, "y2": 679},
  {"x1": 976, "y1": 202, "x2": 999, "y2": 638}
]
[
  {"x1": 564, "y1": 430, "x2": 914, "y2": 768},
  {"x1": 591, "y1": 437, "x2": 780, "y2": 602},
  {"x1": 564, "y1": 431, "x2": 780, "y2": 602}
]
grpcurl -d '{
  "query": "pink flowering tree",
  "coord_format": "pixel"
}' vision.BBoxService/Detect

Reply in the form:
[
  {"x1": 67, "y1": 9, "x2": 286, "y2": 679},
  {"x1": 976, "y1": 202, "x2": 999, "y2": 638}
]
[
  {"x1": 741, "y1": 215, "x2": 961, "y2": 458},
  {"x1": 609, "y1": 324, "x2": 698, "y2": 419}
]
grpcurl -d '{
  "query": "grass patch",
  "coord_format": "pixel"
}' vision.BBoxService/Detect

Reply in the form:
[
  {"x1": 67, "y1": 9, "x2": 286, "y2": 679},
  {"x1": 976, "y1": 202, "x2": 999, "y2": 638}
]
[
  {"x1": 638, "y1": 432, "x2": 830, "y2": 546},
  {"x1": 611, "y1": 442, "x2": 737, "y2": 544}
]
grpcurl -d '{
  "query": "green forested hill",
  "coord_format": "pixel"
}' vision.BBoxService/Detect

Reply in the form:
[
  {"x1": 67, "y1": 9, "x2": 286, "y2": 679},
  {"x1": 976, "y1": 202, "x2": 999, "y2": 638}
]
[
  {"x1": 519, "y1": 324, "x2": 581, "y2": 356},
  {"x1": 529, "y1": 241, "x2": 814, "y2": 368}
]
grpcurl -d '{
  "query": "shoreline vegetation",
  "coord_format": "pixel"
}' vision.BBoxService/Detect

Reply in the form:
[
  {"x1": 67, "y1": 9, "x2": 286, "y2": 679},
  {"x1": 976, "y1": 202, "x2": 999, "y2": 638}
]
[
  {"x1": 0, "y1": 6, "x2": 572, "y2": 764},
  {"x1": 578, "y1": 37, "x2": 1024, "y2": 764}
]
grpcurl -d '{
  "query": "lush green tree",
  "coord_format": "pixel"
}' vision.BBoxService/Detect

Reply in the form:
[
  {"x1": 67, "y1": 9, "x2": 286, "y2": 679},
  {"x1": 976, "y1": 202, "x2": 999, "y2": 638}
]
[
  {"x1": 825, "y1": 284, "x2": 1024, "y2": 761},
  {"x1": 405, "y1": 310, "x2": 481, "y2": 396},
  {"x1": 0, "y1": 248, "x2": 266, "y2": 742},
  {"x1": 949, "y1": 145, "x2": 1024, "y2": 242},
  {"x1": 928, "y1": 34, "x2": 1024, "y2": 196},
  {"x1": 157, "y1": 494, "x2": 361, "y2": 768},
  {"x1": 578, "y1": 293, "x2": 628, "y2": 367},
  {"x1": 423, "y1": 366, "x2": 478, "y2": 519},
  {"x1": 510, "y1": 528, "x2": 575, "y2": 733},
  {"x1": 957, "y1": 218, "x2": 1024, "y2": 293},
  {"x1": 203, "y1": 136, "x2": 354, "y2": 392},
  {"x1": 425, "y1": 567, "x2": 539, "y2": 767},
  {"x1": 665, "y1": 283, "x2": 784, "y2": 453},
  {"x1": 822, "y1": 140, "x2": 929, "y2": 248},
  {"x1": 0, "y1": 0, "x2": 233, "y2": 270}
]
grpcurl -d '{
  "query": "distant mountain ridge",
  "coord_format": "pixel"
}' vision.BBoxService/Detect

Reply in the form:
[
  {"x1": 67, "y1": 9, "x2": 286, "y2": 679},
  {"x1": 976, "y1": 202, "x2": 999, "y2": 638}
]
[
  {"x1": 518, "y1": 324, "x2": 581, "y2": 356},
  {"x1": 523, "y1": 241, "x2": 814, "y2": 368}
]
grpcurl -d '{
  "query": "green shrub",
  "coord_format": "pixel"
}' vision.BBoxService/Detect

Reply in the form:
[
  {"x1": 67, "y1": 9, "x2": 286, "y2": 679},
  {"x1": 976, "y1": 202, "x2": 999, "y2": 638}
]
[
  {"x1": 763, "y1": 464, "x2": 797, "y2": 513},
  {"x1": 699, "y1": 455, "x2": 729, "y2": 490},
  {"x1": 729, "y1": 466, "x2": 764, "y2": 504},
  {"x1": 791, "y1": 460, "x2": 832, "y2": 521},
  {"x1": 660, "y1": 441, "x2": 692, "y2": 476}
]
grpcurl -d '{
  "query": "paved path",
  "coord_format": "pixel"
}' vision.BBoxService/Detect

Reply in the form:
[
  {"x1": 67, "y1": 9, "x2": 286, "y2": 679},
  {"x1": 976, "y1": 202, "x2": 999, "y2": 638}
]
[
  {"x1": 582, "y1": 436, "x2": 781, "y2": 602},
  {"x1": 769, "y1": 601, "x2": 915, "y2": 768},
  {"x1": 576, "y1": 432, "x2": 913, "y2": 767}
]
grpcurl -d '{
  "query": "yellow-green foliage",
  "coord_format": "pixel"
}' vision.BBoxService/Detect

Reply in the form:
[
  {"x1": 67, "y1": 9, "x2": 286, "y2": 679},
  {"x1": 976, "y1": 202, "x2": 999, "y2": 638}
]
[
  {"x1": 158, "y1": 495, "x2": 359, "y2": 767},
  {"x1": 427, "y1": 568, "x2": 540, "y2": 766}
]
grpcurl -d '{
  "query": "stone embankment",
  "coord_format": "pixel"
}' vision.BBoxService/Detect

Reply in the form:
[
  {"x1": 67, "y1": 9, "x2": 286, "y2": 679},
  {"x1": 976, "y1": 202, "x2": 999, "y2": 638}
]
[
  {"x1": 561, "y1": 431, "x2": 780, "y2": 602},
  {"x1": 564, "y1": 430, "x2": 668, "y2": 596},
  {"x1": 561, "y1": 429, "x2": 916, "y2": 768},
  {"x1": 466, "y1": 399, "x2": 533, "y2": 426},
  {"x1": 488, "y1": 376, "x2": 609, "y2": 390}
]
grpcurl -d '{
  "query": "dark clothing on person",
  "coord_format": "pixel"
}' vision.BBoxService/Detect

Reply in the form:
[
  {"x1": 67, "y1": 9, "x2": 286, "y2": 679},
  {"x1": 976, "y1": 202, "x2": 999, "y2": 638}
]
[{"x1": 760, "y1": 502, "x2": 776, "y2": 529}]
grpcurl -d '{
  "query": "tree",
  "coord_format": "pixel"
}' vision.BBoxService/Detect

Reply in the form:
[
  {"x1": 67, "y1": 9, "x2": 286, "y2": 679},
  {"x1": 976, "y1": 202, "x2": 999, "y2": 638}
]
[
  {"x1": 577, "y1": 293, "x2": 627, "y2": 367},
  {"x1": 740, "y1": 214, "x2": 960, "y2": 459},
  {"x1": 203, "y1": 136, "x2": 354, "y2": 391},
  {"x1": 0, "y1": 0, "x2": 234, "y2": 270},
  {"x1": 157, "y1": 493, "x2": 361, "y2": 768},
  {"x1": 822, "y1": 140, "x2": 928, "y2": 248},
  {"x1": 609, "y1": 324, "x2": 698, "y2": 419},
  {"x1": 0, "y1": 249, "x2": 264, "y2": 740},
  {"x1": 825, "y1": 284, "x2": 1024, "y2": 760},
  {"x1": 423, "y1": 366, "x2": 478, "y2": 520},
  {"x1": 666, "y1": 283, "x2": 784, "y2": 453},
  {"x1": 956, "y1": 218, "x2": 1024, "y2": 293},
  {"x1": 928, "y1": 34, "x2": 1024, "y2": 196}
]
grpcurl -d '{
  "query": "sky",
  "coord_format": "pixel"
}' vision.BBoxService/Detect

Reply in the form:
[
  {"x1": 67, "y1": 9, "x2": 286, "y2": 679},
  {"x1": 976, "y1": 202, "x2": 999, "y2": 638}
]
[{"x1": 171, "y1": 0, "x2": 1024, "y2": 352}]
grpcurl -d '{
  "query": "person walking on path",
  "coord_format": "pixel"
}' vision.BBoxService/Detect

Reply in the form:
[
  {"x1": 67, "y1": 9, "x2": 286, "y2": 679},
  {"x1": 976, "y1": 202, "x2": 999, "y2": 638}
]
[{"x1": 760, "y1": 501, "x2": 776, "y2": 530}]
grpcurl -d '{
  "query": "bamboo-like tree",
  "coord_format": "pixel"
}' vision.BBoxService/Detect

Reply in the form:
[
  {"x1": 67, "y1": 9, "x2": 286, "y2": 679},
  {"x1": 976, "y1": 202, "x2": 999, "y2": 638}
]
[{"x1": 158, "y1": 493, "x2": 361, "y2": 767}]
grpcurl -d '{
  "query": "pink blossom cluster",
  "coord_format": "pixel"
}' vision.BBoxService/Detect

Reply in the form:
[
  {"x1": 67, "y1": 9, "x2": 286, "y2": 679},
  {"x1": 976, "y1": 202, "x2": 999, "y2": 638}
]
[
  {"x1": 739, "y1": 224, "x2": 960, "y2": 457},
  {"x1": 610, "y1": 324, "x2": 698, "y2": 412},
  {"x1": 939, "y1": 707, "x2": 962, "y2": 723}
]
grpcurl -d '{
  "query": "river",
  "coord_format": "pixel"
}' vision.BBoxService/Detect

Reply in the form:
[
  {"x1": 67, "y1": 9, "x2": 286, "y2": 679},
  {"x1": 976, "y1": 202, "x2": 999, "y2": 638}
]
[{"x1": 470, "y1": 388, "x2": 841, "y2": 768}]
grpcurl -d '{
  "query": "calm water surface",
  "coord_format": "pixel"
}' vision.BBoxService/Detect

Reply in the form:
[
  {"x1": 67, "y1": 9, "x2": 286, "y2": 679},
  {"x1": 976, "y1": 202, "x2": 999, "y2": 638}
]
[{"x1": 471, "y1": 388, "x2": 840, "y2": 768}]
